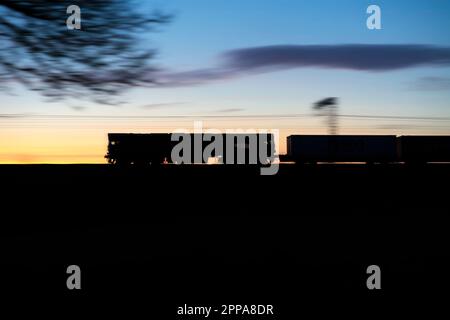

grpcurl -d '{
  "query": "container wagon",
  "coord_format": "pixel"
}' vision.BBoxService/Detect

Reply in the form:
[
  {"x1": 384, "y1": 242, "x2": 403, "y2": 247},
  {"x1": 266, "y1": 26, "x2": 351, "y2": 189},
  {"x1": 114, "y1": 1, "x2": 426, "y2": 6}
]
[
  {"x1": 398, "y1": 136, "x2": 450, "y2": 164},
  {"x1": 287, "y1": 135, "x2": 398, "y2": 164}
]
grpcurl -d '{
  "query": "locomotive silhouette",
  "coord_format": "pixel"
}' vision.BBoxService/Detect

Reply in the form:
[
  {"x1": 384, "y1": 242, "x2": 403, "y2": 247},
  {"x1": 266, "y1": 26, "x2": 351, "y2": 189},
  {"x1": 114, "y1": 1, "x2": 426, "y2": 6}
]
[
  {"x1": 106, "y1": 133, "x2": 450, "y2": 165},
  {"x1": 105, "y1": 133, "x2": 275, "y2": 165}
]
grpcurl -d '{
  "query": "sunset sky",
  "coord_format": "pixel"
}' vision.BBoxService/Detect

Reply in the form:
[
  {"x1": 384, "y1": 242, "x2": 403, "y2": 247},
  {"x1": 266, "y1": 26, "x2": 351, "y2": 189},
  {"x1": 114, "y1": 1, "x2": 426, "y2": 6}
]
[{"x1": 1, "y1": 0, "x2": 450, "y2": 163}]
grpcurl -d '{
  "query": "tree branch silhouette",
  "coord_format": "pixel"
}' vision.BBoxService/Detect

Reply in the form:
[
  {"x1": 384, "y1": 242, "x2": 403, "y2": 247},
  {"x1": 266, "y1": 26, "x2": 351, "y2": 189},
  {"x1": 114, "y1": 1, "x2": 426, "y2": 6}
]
[{"x1": 0, "y1": 0, "x2": 171, "y2": 104}]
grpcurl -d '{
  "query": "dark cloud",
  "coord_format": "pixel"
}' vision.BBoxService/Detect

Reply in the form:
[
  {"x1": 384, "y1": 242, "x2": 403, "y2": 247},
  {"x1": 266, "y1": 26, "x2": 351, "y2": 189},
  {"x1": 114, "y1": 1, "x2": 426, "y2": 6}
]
[
  {"x1": 223, "y1": 44, "x2": 450, "y2": 71},
  {"x1": 155, "y1": 44, "x2": 450, "y2": 87},
  {"x1": 411, "y1": 76, "x2": 450, "y2": 91}
]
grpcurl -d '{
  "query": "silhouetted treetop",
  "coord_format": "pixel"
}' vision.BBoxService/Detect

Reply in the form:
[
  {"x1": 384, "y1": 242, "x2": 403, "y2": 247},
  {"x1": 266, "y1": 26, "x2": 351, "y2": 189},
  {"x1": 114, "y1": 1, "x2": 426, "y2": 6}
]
[{"x1": 0, "y1": 0, "x2": 171, "y2": 104}]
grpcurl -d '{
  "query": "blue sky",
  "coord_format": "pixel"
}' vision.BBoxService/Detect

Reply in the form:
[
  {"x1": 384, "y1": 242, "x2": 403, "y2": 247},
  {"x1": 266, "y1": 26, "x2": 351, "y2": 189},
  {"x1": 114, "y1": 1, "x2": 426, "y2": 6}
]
[
  {"x1": 146, "y1": 0, "x2": 450, "y2": 115},
  {"x1": 4, "y1": 0, "x2": 450, "y2": 117}
]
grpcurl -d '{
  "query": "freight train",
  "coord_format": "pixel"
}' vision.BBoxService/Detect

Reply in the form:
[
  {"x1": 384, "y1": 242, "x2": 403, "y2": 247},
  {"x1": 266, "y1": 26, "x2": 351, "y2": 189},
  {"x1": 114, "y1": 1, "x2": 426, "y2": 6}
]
[
  {"x1": 105, "y1": 133, "x2": 275, "y2": 165},
  {"x1": 106, "y1": 133, "x2": 450, "y2": 165}
]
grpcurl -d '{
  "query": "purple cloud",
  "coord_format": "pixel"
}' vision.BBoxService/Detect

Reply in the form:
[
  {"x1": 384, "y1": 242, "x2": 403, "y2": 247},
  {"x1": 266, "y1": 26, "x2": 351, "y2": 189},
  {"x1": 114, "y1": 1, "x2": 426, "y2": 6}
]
[{"x1": 154, "y1": 44, "x2": 450, "y2": 87}]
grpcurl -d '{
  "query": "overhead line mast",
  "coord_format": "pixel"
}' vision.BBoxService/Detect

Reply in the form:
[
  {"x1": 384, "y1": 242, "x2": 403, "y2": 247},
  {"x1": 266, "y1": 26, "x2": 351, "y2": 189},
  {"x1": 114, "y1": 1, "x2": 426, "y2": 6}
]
[{"x1": 313, "y1": 97, "x2": 339, "y2": 135}]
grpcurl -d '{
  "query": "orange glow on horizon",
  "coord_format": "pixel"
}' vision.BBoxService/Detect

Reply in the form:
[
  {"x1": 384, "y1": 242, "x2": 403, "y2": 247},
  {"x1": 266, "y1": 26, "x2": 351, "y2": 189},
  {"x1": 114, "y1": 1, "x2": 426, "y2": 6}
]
[{"x1": 1, "y1": 117, "x2": 449, "y2": 164}]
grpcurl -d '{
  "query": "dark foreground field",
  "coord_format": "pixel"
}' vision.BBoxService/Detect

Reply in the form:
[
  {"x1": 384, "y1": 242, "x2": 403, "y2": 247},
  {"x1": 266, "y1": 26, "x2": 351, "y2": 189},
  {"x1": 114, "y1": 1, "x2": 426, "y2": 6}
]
[{"x1": 1, "y1": 164, "x2": 449, "y2": 314}]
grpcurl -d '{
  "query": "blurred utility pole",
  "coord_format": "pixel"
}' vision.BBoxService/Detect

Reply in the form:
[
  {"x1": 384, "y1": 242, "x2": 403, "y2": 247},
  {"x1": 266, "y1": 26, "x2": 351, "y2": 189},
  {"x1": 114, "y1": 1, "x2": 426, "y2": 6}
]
[{"x1": 313, "y1": 97, "x2": 339, "y2": 135}]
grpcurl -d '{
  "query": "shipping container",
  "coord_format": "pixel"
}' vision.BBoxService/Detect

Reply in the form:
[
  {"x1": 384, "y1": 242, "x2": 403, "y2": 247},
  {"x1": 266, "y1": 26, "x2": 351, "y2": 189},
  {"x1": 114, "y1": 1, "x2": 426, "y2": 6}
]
[
  {"x1": 287, "y1": 135, "x2": 397, "y2": 163},
  {"x1": 398, "y1": 136, "x2": 450, "y2": 163}
]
